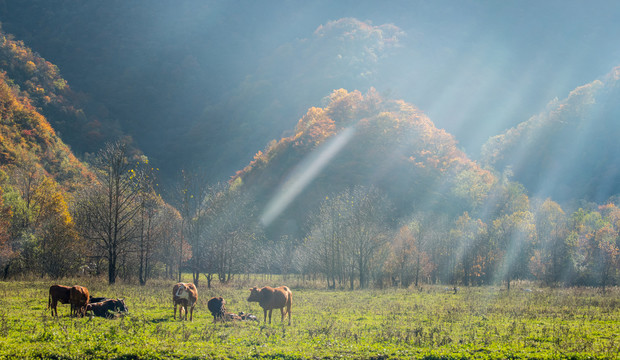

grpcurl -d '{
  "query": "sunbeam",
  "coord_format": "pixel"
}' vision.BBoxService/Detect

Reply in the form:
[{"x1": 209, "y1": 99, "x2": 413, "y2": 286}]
[{"x1": 260, "y1": 127, "x2": 356, "y2": 227}]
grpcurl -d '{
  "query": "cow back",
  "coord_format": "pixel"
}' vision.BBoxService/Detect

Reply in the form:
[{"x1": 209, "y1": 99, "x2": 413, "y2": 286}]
[
  {"x1": 49, "y1": 285, "x2": 72, "y2": 303},
  {"x1": 251, "y1": 286, "x2": 291, "y2": 310}
]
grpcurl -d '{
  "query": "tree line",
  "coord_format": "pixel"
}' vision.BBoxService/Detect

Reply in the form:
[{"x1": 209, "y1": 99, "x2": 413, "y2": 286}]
[{"x1": 0, "y1": 141, "x2": 618, "y2": 289}]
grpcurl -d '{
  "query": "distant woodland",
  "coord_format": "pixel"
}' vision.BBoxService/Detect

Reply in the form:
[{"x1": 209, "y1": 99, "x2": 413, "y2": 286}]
[{"x1": 0, "y1": 9, "x2": 618, "y2": 289}]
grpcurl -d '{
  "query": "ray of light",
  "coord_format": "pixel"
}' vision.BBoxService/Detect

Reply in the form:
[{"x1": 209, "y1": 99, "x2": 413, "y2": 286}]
[{"x1": 260, "y1": 127, "x2": 356, "y2": 227}]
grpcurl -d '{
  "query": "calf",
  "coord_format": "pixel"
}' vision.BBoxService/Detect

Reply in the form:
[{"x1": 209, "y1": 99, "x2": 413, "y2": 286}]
[
  {"x1": 238, "y1": 311, "x2": 258, "y2": 322},
  {"x1": 48, "y1": 285, "x2": 71, "y2": 317},
  {"x1": 172, "y1": 282, "x2": 198, "y2": 321},
  {"x1": 86, "y1": 298, "x2": 128, "y2": 318},
  {"x1": 247, "y1": 286, "x2": 292, "y2": 325},
  {"x1": 207, "y1": 296, "x2": 226, "y2": 323},
  {"x1": 69, "y1": 285, "x2": 90, "y2": 317}
]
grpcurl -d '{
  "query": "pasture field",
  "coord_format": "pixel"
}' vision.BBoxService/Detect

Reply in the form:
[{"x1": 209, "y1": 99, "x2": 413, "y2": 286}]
[{"x1": 0, "y1": 277, "x2": 618, "y2": 359}]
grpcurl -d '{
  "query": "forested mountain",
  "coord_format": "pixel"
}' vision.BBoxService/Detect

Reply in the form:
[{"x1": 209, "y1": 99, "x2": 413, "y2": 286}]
[
  {"x1": 0, "y1": 70, "x2": 92, "y2": 190},
  {"x1": 481, "y1": 67, "x2": 620, "y2": 203},
  {"x1": 0, "y1": 30, "x2": 127, "y2": 155},
  {"x1": 0, "y1": 62, "x2": 93, "y2": 278},
  {"x1": 2, "y1": 1, "x2": 618, "y2": 191},
  {"x1": 232, "y1": 88, "x2": 495, "y2": 239}
]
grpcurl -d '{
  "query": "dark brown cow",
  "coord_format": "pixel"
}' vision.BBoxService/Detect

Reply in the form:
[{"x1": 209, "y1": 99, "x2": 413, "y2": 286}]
[
  {"x1": 207, "y1": 296, "x2": 226, "y2": 323},
  {"x1": 86, "y1": 298, "x2": 128, "y2": 318},
  {"x1": 172, "y1": 282, "x2": 198, "y2": 321},
  {"x1": 88, "y1": 296, "x2": 109, "y2": 304},
  {"x1": 48, "y1": 285, "x2": 72, "y2": 317},
  {"x1": 247, "y1": 286, "x2": 292, "y2": 325},
  {"x1": 69, "y1": 285, "x2": 90, "y2": 317}
]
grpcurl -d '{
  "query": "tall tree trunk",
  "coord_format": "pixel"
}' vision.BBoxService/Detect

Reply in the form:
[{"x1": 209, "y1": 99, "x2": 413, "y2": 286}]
[
  {"x1": 414, "y1": 253, "x2": 420, "y2": 288},
  {"x1": 108, "y1": 251, "x2": 116, "y2": 285}
]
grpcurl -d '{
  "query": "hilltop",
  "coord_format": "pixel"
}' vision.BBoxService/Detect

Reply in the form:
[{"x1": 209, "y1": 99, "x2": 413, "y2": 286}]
[{"x1": 232, "y1": 88, "x2": 495, "y2": 238}]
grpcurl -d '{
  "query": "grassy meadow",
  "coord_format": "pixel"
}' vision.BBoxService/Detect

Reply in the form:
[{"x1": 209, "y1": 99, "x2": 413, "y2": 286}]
[{"x1": 0, "y1": 276, "x2": 618, "y2": 359}]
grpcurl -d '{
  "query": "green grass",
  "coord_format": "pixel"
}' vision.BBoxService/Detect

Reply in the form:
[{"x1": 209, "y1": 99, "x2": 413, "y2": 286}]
[{"x1": 0, "y1": 277, "x2": 618, "y2": 359}]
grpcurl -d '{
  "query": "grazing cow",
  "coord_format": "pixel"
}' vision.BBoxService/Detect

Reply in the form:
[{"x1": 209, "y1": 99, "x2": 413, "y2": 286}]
[
  {"x1": 207, "y1": 296, "x2": 226, "y2": 323},
  {"x1": 247, "y1": 286, "x2": 292, "y2": 325},
  {"x1": 69, "y1": 285, "x2": 90, "y2": 317},
  {"x1": 48, "y1": 285, "x2": 72, "y2": 317},
  {"x1": 172, "y1": 282, "x2": 198, "y2": 321},
  {"x1": 86, "y1": 298, "x2": 128, "y2": 318}
]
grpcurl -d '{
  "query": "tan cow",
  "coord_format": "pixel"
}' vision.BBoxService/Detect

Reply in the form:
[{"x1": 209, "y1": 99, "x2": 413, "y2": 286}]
[
  {"x1": 247, "y1": 286, "x2": 292, "y2": 325},
  {"x1": 172, "y1": 282, "x2": 198, "y2": 321},
  {"x1": 69, "y1": 285, "x2": 90, "y2": 317},
  {"x1": 48, "y1": 284, "x2": 72, "y2": 317}
]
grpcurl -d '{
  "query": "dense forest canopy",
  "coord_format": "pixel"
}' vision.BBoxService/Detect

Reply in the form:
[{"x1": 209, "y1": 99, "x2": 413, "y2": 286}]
[{"x1": 0, "y1": 2, "x2": 618, "y2": 288}]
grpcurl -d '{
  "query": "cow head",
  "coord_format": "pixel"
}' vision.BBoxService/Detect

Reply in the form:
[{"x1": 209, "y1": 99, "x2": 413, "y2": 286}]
[
  {"x1": 115, "y1": 298, "x2": 128, "y2": 313},
  {"x1": 247, "y1": 287, "x2": 261, "y2": 302},
  {"x1": 175, "y1": 284, "x2": 191, "y2": 300},
  {"x1": 174, "y1": 283, "x2": 191, "y2": 300}
]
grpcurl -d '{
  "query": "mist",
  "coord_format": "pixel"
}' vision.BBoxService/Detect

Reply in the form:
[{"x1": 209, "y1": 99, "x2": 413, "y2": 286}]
[{"x1": 2, "y1": 0, "x2": 619, "y2": 189}]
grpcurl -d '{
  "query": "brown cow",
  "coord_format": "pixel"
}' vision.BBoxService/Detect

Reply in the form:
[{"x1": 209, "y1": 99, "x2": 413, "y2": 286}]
[
  {"x1": 48, "y1": 285, "x2": 72, "y2": 317},
  {"x1": 207, "y1": 296, "x2": 226, "y2": 323},
  {"x1": 247, "y1": 286, "x2": 292, "y2": 325},
  {"x1": 172, "y1": 282, "x2": 198, "y2": 321},
  {"x1": 69, "y1": 285, "x2": 90, "y2": 317}
]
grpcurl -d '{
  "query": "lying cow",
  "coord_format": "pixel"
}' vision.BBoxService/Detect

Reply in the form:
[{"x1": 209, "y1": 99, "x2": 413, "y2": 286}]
[
  {"x1": 88, "y1": 296, "x2": 109, "y2": 304},
  {"x1": 207, "y1": 296, "x2": 226, "y2": 323},
  {"x1": 48, "y1": 285, "x2": 72, "y2": 317},
  {"x1": 247, "y1": 286, "x2": 292, "y2": 325},
  {"x1": 173, "y1": 282, "x2": 198, "y2": 321},
  {"x1": 86, "y1": 298, "x2": 128, "y2": 318},
  {"x1": 70, "y1": 285, "x2": 90, "y2": 317}
]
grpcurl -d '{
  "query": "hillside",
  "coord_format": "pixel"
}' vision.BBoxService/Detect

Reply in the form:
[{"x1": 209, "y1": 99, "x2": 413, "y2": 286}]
[
  {"x1": 232, "y1": 89, "x2": 495, "y2": 239},
  {"x1": 0, "y1": 72, "x2": 92, "y2": 190},
  {"x1": 0, "y1": 68, "x2": 95, "y2": 278},
  {"x1": 481, "y1": 66, "x2": 620, "y2": 203},
  {"x1": 0, "y1": 30, "x2": 126, "y2": 155}
]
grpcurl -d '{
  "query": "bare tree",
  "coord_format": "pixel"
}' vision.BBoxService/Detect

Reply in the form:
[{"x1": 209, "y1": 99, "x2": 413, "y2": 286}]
[
  {"x1": 343, "y1": 186, "x2": 390, "y2": 288},
  {"x1": 154, "y1": 203, "x2": 183, "y2": 279},
  {"x1": 201, "y1": 184, "x2": 257, "y2": 286},
  {"x1": 177, "y1": 169, "x2": 210, "y2": 285},
  {"x1": 304, "y1": 186, "x2": 390, "y2": 289},
  {"x1": 75, "y1": 141, "x2": 140, "y2": 284}
]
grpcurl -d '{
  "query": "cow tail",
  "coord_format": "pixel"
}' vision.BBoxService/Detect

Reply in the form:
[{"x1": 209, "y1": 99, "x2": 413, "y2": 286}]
[{"x1": 286, "y1": 289, "x2": 292, "y2": 315}]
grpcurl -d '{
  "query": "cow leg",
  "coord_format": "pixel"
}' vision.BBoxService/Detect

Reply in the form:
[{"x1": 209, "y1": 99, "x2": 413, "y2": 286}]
[
  {"x1": 263, "y1": 309, "x2": 268, "y2": 324},
  {"x1": 174, "y1": 303, "x2": 177, "y2": 319},
  {"x1": 280, "y1": 307, "x2": 285, "y2": 323},
  {"x1": 189, "y1": 305, "x2": 194, "y2": 321},
  {"x1": 268, "y1": 309, "x2": 273, "y2": 324}
]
